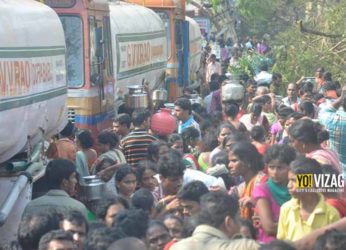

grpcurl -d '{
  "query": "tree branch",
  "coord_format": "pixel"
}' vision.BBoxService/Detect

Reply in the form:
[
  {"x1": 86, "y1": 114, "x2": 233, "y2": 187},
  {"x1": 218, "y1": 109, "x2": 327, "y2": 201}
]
[{"x1": 298, "y1": 20, "x2": 342, "y2": 38}]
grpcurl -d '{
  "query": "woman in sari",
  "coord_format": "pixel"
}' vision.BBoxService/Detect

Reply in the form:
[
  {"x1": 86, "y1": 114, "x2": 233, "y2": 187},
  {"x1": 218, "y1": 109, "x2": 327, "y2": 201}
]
[{"x1": 228, "y1": 141, "x2": 266, "y2": 220}]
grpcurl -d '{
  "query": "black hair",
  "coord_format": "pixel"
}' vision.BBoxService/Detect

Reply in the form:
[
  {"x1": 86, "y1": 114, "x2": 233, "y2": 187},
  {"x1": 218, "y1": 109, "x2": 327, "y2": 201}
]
[
  {"x1": 299, "y1": 82, "x2": 314, "y2": 95},
  {"x1": 38, "y1": 230, "x2": 73, "y2": 250},
  {"x1": 18, "y1": 210, "x2": 62, "y2": 250},
  {"x1": 167, "y1": 133, "x2": 182, "y2": 147},
  {"x1": 62, "y1": 210, "x2": 89, "y2": 232},
  {"x1": 132, "y1": 189, "x2": 155, "y2": 212},
  {"x1": 323, "y1": 71, "x2": 332, "y2": 82},
  {"x1": 135, "y1": 160, "x2": 158, "y2": 184},
  {"x1": 216, "y1": 123, "x2": 235, "y2": 137},
  {"x1": 201, "y1": 130, "x2": 219, "y2": 152},
  {"x1": 60, "y1": 121, "x2": 75, "y2": 138},
  {"x1": 259, "y1": 240, "x2": 296, "y2": 250},
  {"x1": 114, "y1": 114, "x2": 131, "y2": 129},
  {"x1": 288, "y1": 119, "x2": 329, "y2": 145},
  {"x1": 264, "y1": 144, "x2": 296, "y2": 165},
  {"x1": 177, "y1": 181, "x2": 209, "y2": 203},
  {"x1": 210, "y1": 72, "x2": 220, "y2": 82},
  {"x1": 174, "y1": 98, "x2": 192, "y2": 114},
  {"x1": 299, "y1": 101, "x2": 315, "y2": 117},
  {"x1": 314, "y1": 229, "x2": 346, "y2": 250},
  {"x1": 260, "y1": 63, "x2": 268, "y2": 72},
  {"x1": 209, "y1": 80, "x2": 220, "y2": 92},
  {"x1": 77, "y1": 130, "x2": 94, "y2": 149},
  {"x1": 277, "y1": 106, "x2": 294, "y2": 119},
  {"x1": 131, "y1": 108, "x2": 150, "y2": 127},
  {"x1": 286, "y1": 112, "x2": 304, "y2": 121},
  {"x1": 198, "y1": 192, "x2": 239, "y2": 228},
  {"x1": 97, "y1": 130, "x2": 120, "y2": 149},
  {"x1": 322, "y1": 81, "x2": 337, "y2": 91},
  {"x1": 115, "y1": 165, "x2": 136, "y2": 183},
  {"x1": 223, "y1": 132, "x2": 249, "y2": 148},
  {"x1": 181, "y1": 127, "x2": 200, "y2": 153},
  {"x1": 229, "y1": 142, "x2": 264, "y2": 172},
  {"x1": 96, "y1": 196, "x2": 129, "y2": 220},
  {"x1": 211, "y1": 150, "x2": 229, "y2": 166},
  {"x1": 239, "y1": 219, "x2": 257, "y2": 239},
  {"x1": 45, "y1": 159, "x2": 76, "y2": 190},
  {"x1": 272, "y1": 72, "x2": 282, "y2": 81},
  {"x1": 147, "y1": 141, "x2": 168, "y2": 162},
  {"x1": 85, "y1": 226, "x2": 125, "y2": 250},
  {"x1": 192, "y1": 103, "x2": 208, "y2": 118},
  {"x1": 250, "y1": 125, "x2": 266, "y2": 142},
  {"x1": 158, "y1": 150, "x2": 185, "y2": 178},
  {"x1": 114, "y1": 208, "x2": 149, "y2": 238},
  {"x1": 251, "y1": 103, "x2": 262, "y2": 117},
  {"x1": 224, "y1": 102, "x2": 240, "y2": 119},
  {"x1": 289, "y1": 156, "x2": 322, "y2": 176}
]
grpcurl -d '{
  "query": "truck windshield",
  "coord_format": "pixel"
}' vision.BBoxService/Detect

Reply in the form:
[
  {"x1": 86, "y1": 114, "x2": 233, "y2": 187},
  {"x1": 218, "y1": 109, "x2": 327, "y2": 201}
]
[{"x1": 59, "y1": 15, "x2": 84, "y2": 87}]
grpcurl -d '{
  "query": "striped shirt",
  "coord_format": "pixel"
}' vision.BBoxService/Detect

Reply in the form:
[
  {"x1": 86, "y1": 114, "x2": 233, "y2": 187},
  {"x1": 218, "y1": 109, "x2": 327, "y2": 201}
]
[
  {"x1": 120, "y1": 129, "x2": 157, "y2": 166},
  {"x1": 319, "y1": 105, "x2": 346, "y2": 177}
]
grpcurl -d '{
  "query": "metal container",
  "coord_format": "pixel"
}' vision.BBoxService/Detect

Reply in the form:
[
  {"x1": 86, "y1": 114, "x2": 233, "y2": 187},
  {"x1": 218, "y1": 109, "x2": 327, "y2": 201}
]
[
  {"x1": 152, "y1": 88, "x2": 168, "y2": 101},
  {"x1": 81, "y1": 175, "x2": 105, "y2": 201},
  {"x1": 125, "y1": 85, "x2": 148, "y2": 109}
]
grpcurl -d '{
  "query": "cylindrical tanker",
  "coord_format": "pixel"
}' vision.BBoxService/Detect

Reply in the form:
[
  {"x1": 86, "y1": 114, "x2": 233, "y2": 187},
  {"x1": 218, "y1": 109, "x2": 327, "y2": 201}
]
[
  {"x1": 186, "y1": 16, "x2": 202, "y2": 84},
  {"x1": 0, "y1": 0, "x2": 67, "y2": 164},
  {"x1": 109, "y1": 2, "x2": 168, "y2": 100}
]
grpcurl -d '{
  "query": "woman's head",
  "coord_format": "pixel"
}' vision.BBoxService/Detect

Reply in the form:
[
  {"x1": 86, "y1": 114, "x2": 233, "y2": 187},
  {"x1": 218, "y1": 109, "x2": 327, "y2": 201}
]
[
  {"x1": 147, "y1": 141, "x2": 169, "y2": 162},
  {"x1": 216, "y1": 123, "x2": 234, "y2": 146},
  {"x1": 284, "y1": 112, "x2": 304, "y2": 132},
  {"x1": 96, "y1": 196, "x2": 129, "y2": 227},
  {"x1": 264, "y1": 145, "x2": 296, "y2": 184},
  {"x1": 276, "y1": 106, "x2": 294, "y2": 126},
  {"x1": 223, "y1": 132, "x2": 249, "y2": 150},
  {"x1": 167, "y1": 133, "x2": 183, "y2": 154},
  {"x1": 97, "y1": 130, "x2": 120, "y2": 153},
  {"x1": 251, "y1": 103, "x2": 262, "y2": 120},
  {"x1": 288, "y1": 119, "x2": 329, "y2": 153},
  {"x1": 163, "y1": 215, "x2": 183, "y2": 239},
  {"x1": 228, "y1": 142, "x2": 264, "y2": 177},
  {"x1": 181, "y1": 127, "x2": 200, "y2": 153},
  {"x1": 115, "y1": 165, "x2": 137, "y2": 197},
  {"x1": 76, "y1": 130, "x2": 94, "y2": 149},
  {"x1": 136, "y1": 160, "x2": 158, "y2": 191}
]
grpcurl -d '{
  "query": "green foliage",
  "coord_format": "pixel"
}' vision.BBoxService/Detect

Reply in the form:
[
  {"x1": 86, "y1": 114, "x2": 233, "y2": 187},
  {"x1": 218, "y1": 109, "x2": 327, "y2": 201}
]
[
  {"x1": 228, "y1": 53, "x2": 272, "y2": 78},
  {"x1": 271, "y1": 2, "x2": 346, "y2": 83}
]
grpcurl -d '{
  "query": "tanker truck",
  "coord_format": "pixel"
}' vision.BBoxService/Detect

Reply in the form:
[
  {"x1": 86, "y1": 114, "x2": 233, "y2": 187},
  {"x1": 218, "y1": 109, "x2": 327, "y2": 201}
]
[
  {"x1": 38, "y1": 0, "x2": 167, "y2": 136},
  {"x1": 0, "y1": 0, "x2": 67, "y2": 247}
]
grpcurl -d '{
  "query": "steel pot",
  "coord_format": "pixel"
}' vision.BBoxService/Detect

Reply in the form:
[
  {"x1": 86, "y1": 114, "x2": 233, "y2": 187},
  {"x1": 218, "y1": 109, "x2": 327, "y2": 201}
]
[
  {"x1": 152, "y1": 88, "x2": 168, "y2": 101},
  {"x1": 221, "y1": 80, "x2": 245, "y2": 102},
  {"x1": 125, "y1": 85, "x2": 148, "y2": 109},
  {"x1": 81, "y1": 175, "x2": 105, "y2": 201}
]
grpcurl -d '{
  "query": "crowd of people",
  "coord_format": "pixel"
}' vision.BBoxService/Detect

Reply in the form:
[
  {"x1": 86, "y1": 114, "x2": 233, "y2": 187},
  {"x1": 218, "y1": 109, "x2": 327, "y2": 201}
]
[{"x1": 14, "y1": 36, "x2": 346, "y2": 250}]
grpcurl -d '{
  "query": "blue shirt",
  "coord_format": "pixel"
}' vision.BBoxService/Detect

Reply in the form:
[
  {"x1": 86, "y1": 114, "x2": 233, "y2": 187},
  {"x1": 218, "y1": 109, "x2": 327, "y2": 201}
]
[
  {"x1": 319, "y1": 105, "x2": 346, "y2": 177},
  {"x1": 178, "y1": 115, "x2": 200, "y2": 135}
]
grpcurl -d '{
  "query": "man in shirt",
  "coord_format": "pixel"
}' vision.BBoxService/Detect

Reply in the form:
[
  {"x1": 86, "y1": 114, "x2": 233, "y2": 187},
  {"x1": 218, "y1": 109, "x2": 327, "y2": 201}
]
[
  {"x1": 22, "y1": 159, "x2": 88, "y2": 218},
  {"x1": 319, "y1": 85, "x2": 346, "y2": 177},
  {"x1": 113, "y1": 113, "x2": 131, "y2": 139},
  {"x1": 206, "y1": 54, "x2": 221, "y2": 83},
  {"x1": 270, "y1": 72, "x2": 283, "y2": 95},
  {"x1": 120, "y1": 109, "x2": 157, "y2": 165},
  {"x1": 174, "y1": 98, "x2": 200, "y2": 135},
  {"x1": 282, "y1": 83, "x2": 300, "y2": 108},
  {"x1": 171, "y1": 192, "x2": 259, "y2": 250}
]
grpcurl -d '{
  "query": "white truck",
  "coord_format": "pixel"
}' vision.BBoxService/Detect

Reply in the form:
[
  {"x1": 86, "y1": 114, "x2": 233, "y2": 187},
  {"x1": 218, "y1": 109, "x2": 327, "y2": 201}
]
[{"x1": 0, "y1": 0, "x2": 67, "y2": 247}]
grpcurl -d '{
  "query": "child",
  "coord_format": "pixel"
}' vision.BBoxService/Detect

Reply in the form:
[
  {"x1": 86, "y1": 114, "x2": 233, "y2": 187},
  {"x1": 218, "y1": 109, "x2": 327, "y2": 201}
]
[
  {"x1": 252, "y1": 145, "x2": 296, "y2": 243},
  {"x1": 277, "y1": 156, "x2": 340, "y2": 241}
]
